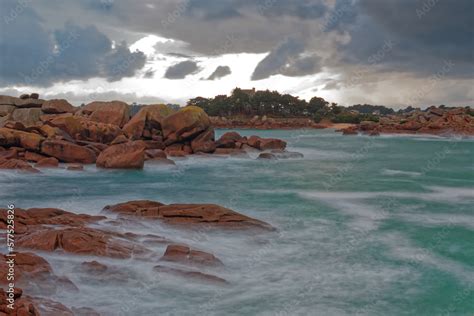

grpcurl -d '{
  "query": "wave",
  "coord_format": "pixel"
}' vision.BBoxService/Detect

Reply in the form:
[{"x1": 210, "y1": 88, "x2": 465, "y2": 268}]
[
  {"x1": 381, "y1": 169, "x2": 422, "y2": 177},
  {"x1": 299, "y1": 186, "x2": 474, "y2": 204}
]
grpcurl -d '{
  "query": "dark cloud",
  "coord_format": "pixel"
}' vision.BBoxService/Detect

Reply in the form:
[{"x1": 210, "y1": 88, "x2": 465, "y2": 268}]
[
  {"x1": 282, "y1": 55, "x2": 321, "y2": 77},
  {"x1": 251, "y1": 38, "x2": 304, "y2": 80},
  {"x1": 340, "y1": 0, "x2": 474, "y2": 77},
  {"x1": 0, "y1": 0, "x2": 146, "y2": 86},
  {"x1": 186, "y1": 0, "x2": 242, "y2": 20},
  {"x1": 321, "y1": 0, "x2": 357, "y2": 32},
  {"x1": 0, "y1": 0, "x2": 472, "y2": 107},
  {"x1": 103, "y1": 41, "x2": 146, "y2": 81},
  {"x1": 207, "y1": 66, "x2": 231, "y2": 80},
  {"x1": 164, "y1": 61, "x2": 199, "y2": 79},
  {"x1": 256, "y1": 0, "x2": 327, "y2": 19}
]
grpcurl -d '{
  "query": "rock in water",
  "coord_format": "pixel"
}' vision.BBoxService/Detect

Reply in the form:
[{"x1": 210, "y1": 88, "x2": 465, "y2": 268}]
[
  {"x1": 160, "y1": 244, "x2": 224, "y2": 267},
  {"x1": 258, "y1": 152, "x2": 277, "y2": 160},
  {"x1": 216, "y1": 131, "x2": 242, "y2": 148},
  {"x1": 123, "y1": 104, "x2": 174, "y2": 139},
  {"x1": 161, "y1": 106, "x2": 211, "y2": 145},
  {"x1": 103, "y1": 200, "x2": 273, "y2": 230},
  {"x1": 0, "y1": 158, "x2": 40, "y2": 173},
  {"x1": 35, "y1": 157, "x2": 59, "y2": 168},
  {"x1": 96, "y1": 140, "x2": 146, "y2": 169},
  {"x1": 191, "y1": 127, "x2": 216, "y2": 153}
]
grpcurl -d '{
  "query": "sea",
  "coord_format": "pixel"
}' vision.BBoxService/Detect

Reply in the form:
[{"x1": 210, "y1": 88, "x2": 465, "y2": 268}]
[{"x1": 1, "y1": 129, "x2": 473, "y2": 315}]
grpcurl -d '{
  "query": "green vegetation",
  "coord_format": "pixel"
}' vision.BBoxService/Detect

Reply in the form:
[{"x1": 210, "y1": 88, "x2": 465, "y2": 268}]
[{"x1": 187, "y1": 88, "x2": 386, "y2": 123}]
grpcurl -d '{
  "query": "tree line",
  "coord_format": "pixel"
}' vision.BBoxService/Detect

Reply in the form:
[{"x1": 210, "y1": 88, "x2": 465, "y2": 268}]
[{"x1": 187, "y1": 88, "x2": 381, "y2": 123}]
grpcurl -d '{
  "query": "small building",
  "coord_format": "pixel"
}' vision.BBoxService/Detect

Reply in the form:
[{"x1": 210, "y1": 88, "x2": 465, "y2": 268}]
[{"x1": 241, "y1": 88, "x2": 256, "y2": 97}]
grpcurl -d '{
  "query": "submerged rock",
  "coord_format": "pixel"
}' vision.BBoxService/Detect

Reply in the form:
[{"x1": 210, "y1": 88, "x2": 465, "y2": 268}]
[
  {"x1": 67, "y1": 163, "x2": 84, "y2": 171},
  {"x1": 160, "y1": 244, "x2": 224, "y2": 267},
  {"x1": 271, "y1": 151, "x2": 304, "y2": 159},
  {"x1": 153, "y1": 265, "x2": 228, "y2": 285},
  {"x1": 257, "y1": 152, "x2": 277, "y2": 160}
]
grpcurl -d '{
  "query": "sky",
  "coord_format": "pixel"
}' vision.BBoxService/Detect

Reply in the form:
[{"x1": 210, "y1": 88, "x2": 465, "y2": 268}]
[{"x1": 0, "y1": 0, "x2": 473, "y2": 108}]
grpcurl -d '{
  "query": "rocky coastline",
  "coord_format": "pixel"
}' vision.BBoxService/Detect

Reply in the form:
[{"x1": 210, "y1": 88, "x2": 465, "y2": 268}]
[
  {"x1": 337, "y1": 106, "x2": 474, "y2": 137},
  {"x1": 0, "y1": 201, "x2": 273, "y2": 315},
  {"x1": 211, "y1": 106, "x2": 474, "y2": 137},
  {"x1": 0, "y1": 94, "x2": 301, "y2": 173}
]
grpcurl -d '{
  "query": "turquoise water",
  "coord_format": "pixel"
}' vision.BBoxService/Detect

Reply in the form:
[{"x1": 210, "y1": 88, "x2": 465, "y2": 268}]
[{"x1": 1, "y1": 129, "x2": 473, "y2": 315}]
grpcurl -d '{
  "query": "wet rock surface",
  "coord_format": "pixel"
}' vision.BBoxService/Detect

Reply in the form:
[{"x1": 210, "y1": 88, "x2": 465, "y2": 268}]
[
  {"x1": 103, "y1": 200, "x2": 273, "y2": 230},
  {"x1": 0, "y1": 199, "x2": 271, "y2": 313}
]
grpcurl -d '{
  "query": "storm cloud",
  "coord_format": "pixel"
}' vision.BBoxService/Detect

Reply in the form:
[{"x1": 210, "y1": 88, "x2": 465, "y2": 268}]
[
  {"x1": 164, "y1": 61, "x2": 199, "y2": 79},
  {"x1": 0, "y1": 0, "x2": 146, "y2": 86},
  {"x1": 207, "y1": 66, "x2": 231, "y2": 80},
  {"x1": 0, "y1": 0, "x2": 472, "y2": 107}
]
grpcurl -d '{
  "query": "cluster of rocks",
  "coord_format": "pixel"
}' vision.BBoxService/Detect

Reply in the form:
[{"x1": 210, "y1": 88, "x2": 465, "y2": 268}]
[
  {"x1": 0, "y1": 94, "x2": 293, "y2": 173},
  {"x1": 210, "y1": 116, "x2": 325, "y2": 129},
  {"x1": 0, "y1": 200, "x2": 273, "y2": 314},
  {"x1": 339, "y1": 106, "x2": 474, "y2": 136}
]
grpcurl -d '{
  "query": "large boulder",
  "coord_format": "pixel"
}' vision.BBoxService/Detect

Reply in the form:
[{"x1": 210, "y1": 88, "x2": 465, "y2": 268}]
[
  {"x1": 78, "y1": 119, "x2": 124, "y2": 144},
  {"x1": 216, "y1": 131, "x2": 242, "y2": 148},
  {"x1": 35, "y1": 157, "x2": 59, "y2": 168},
  {"x1": 0, "y1": 104, "x2": 15, "y2": 117},
  {"x1": 10, "y1": 108, "x2": 43, "y2": 127},
  {"x1": 246, "y1": 135, "x2": 286, "y2": 151},
  {"x1": 190, "y1": 127, "x2": 216, "y2": 153},
  {"x1": 41, "y1": 140, "x2": 97, "y2": 163},
  {"x1": 0, "y1": 128, "x2": 17, "y2": 146},
  {"x1": 161, "y1": 106, "x2": 211, "y2": 145},
  {"x1": 103, "y1": 200, "x2": 273, "y2": 230},
  {"x1": 13, "y1": 99, "x2": 43, "y2": 108},
  {"x1": 41, "y1": 99, "x2": 75, "y2": 114},
  {"x1": 0, "y1": 128, "x2": 44, "y2": 151},
  {"x1": 14, "y1": 130, "x2": 44, "y2": 151},
  {"x1": 78, "y1": 101, "x2": 130, "y2": 127},
  {"x1": 123, "y1": 104, "x2": 174, "y2": 139},
  {"x1": 38, "y1": 124, "x2": 73, "y2": 140},
  {"x1": 0, "y1": 207, "x2": 104, "y2": 232},
  {"x1": 258, "y1": 138, "x2": 286, "y2": 151},
  {"x1": 16, "y1": 227, "x2": 149, "y2": 259},
  {"x1": 96, "y1": 140, "x2": 146, "y2": 169},
  {"x1": 0, "y1": 252, "x2": 75, "y2": 295},
  {"x1": 44, "y1": 114, "x2": 83, "y2": 138},
  {"x1": 0, "y1": 95, "x2": 17, "y2": 106},
  {"x1": 0, "y1": 158, "x2": 40, "y2": 173}
]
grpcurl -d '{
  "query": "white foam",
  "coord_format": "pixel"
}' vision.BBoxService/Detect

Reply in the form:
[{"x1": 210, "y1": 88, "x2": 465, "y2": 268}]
[
  {"x1": 382, "y1": 233, "x2": 474, "y2": 285},
  {"x1": 381, "y1": 169, "x2": 422, "y2": 177}
]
